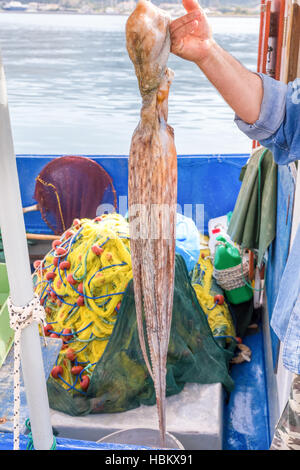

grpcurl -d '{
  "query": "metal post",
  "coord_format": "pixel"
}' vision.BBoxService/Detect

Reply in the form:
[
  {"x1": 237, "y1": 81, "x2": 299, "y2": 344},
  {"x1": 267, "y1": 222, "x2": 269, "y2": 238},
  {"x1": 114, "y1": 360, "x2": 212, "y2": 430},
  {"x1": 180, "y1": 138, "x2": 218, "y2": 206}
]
[{"x1": 0, "y1": 52, "x2": 53, "y2": 450}]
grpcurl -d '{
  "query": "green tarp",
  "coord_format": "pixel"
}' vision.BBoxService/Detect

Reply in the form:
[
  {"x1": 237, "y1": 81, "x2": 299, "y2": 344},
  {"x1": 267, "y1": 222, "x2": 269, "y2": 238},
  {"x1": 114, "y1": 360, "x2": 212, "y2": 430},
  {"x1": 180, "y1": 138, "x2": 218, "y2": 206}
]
[{"x1": 228, "y1": 148, "x2": 277, "y2": 267}]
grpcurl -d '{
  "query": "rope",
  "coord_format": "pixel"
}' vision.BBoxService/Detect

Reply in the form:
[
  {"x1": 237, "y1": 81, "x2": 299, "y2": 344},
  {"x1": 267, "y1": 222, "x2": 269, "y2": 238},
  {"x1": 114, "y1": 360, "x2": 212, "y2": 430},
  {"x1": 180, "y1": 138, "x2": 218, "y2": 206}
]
[
  {"x1": 7, "y1": 293, "x2": 46, "y2": 451},
  {"x1": 35, "y1": 175, "x2": 66, "y2": 233},
  {"x1": 25, "y1": 419, "x2": 56, "y2": 450},
  {"x1": 239, "y1": 249, "x2": 265, "y2": 293},
  {"x1": 213, "y1": 257, "x2": 250, "y2": 291}
]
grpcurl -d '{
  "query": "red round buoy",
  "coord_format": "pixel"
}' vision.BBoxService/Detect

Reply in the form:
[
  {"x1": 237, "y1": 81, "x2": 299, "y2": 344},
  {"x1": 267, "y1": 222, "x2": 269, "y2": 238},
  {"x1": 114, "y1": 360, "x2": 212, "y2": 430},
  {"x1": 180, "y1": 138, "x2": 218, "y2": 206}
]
[
  {"x1": 50, "y1": 290, "x2": 57, "y2": 301},
  {"x1": 71, "y1": 365, "x2": 83, "y2": 376},
  {"x1": 73, "y1": 218, "x2": 81, "y2": 228},
  {"x1": 33, "y1": 259, "x2": 43, "y2": 270},
  {"x1": 214, "y1": 294, "x2": 225, "y2": 306},
  {"x1": 44, "y1": 324, "x2": 53, "y2": 336},
  {"x1": 78, "y1": 283, "x2": 84, "y2": 294},
  {"x1": 60, "y1": 260, "x2": 71, "y2": 271},
  {"x1": 52, "y1": 239, "x2": 61, "y2": 250},
  {"x1": 50, "y1": 333, "x2": 60, "y2": 339},
  {"x1": 62, "y1": 328, "x2": 73, "y2": 341},
  {"x1": 64, "y1": 230, "x2": 74, "y2": 239},
  {"x1": 46, "y1": 271, "x2": 56, "y2": 281},
  {"x1": 66, "y1": 348, "x2": 76, "y2": 362},
  {"x1": 51, "y1": 365, "x2": 63, "y2": 379},
  {"x1": 56, "y1": 247, "x2": 68, "y2": 257},
  {"x1": 80, "y1": 375, "x2": 90, "y2": 391},
  {"x1": 91, "y1": 244, "x2": 103, "y2": 256},
  {"x1": 94, "y1": 216, "x2": 102, "y2": 222},
  {"x1": 53, "y1": 257, "x2": 59, "y2": 267},
  {"x1": 67, "y1": 273, "x2": 77, "y2": 285},
  {"x1": 77, "y1": 296, "x2": 85, "y2": 307}
]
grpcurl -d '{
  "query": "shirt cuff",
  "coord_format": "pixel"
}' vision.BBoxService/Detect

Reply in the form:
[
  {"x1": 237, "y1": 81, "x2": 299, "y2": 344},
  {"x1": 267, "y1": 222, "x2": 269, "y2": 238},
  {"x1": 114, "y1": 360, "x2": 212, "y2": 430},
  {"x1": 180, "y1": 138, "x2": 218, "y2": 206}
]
[{"x1": 234, "y1": 73, "x2": 288, "y2": 141}]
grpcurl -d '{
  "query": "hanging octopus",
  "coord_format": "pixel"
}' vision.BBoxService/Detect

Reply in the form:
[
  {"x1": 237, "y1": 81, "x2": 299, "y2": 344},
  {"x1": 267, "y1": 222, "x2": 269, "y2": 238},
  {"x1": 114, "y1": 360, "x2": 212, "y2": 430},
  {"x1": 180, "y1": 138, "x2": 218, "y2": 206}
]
[{"x1": 126, "y1": 0, "x2": 177, "y2": 447}]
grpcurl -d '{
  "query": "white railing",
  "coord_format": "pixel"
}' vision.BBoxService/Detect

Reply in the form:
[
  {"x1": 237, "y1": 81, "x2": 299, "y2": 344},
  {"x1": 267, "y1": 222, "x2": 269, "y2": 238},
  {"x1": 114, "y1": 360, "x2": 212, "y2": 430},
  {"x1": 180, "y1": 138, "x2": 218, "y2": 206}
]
[{"x1": 0, "y1": 51, "x2": 53, "y2": 450}]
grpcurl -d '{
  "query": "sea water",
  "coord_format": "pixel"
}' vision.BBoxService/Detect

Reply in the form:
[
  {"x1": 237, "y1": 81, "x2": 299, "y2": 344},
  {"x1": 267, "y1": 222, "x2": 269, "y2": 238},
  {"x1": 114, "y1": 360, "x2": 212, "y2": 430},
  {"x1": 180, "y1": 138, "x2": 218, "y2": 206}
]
[{"x1": 0, "y1": 12, "x2": 259, "y2": 156}]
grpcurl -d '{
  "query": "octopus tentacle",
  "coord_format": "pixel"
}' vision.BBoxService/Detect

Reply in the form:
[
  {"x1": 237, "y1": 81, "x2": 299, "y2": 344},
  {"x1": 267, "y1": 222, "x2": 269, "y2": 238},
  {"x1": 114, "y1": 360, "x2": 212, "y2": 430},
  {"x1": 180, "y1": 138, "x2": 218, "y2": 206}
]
[
  {"x1": 131, "y1": 238, "x2": 154, "y2": 381},
  {"x1": 126, "y1": 0, "x2": 177, "y2": 448}
]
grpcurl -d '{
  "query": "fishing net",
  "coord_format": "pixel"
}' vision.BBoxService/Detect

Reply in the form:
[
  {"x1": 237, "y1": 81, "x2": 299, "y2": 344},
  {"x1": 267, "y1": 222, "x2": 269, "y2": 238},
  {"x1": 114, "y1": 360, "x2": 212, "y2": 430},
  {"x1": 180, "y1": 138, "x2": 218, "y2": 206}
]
[
  {"x1": 191, "y1": 243, "x2": 236, "y2": 349},
  {"x1": 34, "y1": 215, "x2": 235, "y2": 417},
  {"x1": 191, "y1": 238, "x2": 254, "y2": 342},
  {"x1": 34, "y1": 156, "x2": 117, "y2": 235}
]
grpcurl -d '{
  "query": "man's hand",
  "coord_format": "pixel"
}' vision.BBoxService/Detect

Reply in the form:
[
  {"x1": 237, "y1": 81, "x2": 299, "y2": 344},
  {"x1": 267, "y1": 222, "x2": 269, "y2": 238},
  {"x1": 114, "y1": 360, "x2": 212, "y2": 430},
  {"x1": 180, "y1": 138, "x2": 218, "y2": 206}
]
[
  {"x1": 170, "y1": 0, "x2": 214, "y2": 65},
  {"x1": 169, "y1": 0, "x2": 263, "y2": 124}
]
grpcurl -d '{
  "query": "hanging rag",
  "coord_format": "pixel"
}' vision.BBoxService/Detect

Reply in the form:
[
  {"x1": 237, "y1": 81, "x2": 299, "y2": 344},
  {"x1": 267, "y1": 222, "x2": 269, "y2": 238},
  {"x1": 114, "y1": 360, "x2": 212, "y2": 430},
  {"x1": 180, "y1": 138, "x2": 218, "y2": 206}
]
[{"x1": 227, "y1": 147, "x2": 277, "y2": 267}]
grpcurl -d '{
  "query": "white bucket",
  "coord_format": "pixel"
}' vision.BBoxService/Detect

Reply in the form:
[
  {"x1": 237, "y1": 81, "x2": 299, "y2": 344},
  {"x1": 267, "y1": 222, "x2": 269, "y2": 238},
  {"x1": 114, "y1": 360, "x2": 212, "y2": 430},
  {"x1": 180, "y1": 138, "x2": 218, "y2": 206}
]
[{"x1": 97, "y1": 427, "x2": 184, "y2": 449}]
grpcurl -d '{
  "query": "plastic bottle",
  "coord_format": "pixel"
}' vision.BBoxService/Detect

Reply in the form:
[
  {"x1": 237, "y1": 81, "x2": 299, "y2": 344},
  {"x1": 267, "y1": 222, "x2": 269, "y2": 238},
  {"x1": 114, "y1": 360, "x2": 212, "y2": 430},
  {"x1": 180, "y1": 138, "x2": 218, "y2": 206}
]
[
  {"x1": 208, "y1": 212, "x2": 233, "y2": 256},
  {"x1": 214, "y1": 236, "x2": 253, "y2": 305}
]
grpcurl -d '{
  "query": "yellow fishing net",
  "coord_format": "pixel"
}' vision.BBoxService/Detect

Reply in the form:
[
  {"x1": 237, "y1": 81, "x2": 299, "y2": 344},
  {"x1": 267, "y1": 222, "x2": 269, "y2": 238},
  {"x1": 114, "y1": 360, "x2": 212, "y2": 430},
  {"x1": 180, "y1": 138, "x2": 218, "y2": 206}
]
[
  {"x1": 191, "y1": 237, "x2": 236, "y2": 344},
  {"x1": 34, "y1": 214, "x2": 132, "y2": 394},
  {"x1": 34, "y1": 216, "x2": 235, "y2": 397}
]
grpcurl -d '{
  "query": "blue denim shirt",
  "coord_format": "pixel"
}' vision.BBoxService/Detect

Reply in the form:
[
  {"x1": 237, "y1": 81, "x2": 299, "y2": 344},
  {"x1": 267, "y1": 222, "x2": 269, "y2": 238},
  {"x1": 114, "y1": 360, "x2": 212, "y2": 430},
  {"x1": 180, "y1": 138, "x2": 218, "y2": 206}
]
[{"x1": 235, "y1": 73, "x2": 300, "y2": 374}]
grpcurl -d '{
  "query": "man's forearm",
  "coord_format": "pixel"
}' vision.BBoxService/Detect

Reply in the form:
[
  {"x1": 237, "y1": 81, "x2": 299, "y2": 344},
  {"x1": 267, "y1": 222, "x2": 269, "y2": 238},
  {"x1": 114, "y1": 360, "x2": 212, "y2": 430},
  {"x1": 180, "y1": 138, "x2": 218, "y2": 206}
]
[{"x1": 196, "y1": 41, "x2": 263, "y2": 125}]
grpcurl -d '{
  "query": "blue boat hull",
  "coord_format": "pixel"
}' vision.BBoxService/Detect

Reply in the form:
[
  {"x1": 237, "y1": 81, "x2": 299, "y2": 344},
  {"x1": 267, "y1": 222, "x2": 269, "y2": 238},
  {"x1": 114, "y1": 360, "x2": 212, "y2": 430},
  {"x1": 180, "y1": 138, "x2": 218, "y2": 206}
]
[{"x1": 18, "y1": 154, "x2": 249, "y2": 236}]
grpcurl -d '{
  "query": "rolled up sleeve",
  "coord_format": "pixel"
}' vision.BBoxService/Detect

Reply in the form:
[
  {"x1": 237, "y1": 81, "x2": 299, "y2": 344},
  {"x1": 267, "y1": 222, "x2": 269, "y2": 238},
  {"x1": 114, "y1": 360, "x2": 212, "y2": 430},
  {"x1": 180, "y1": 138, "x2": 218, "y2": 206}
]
[
  {"x1": 234, "y1": 73, "x2": 288, "y2": 141},
  {"x1": 235, "y1": 74, "x2": 300, "y2": 165}
]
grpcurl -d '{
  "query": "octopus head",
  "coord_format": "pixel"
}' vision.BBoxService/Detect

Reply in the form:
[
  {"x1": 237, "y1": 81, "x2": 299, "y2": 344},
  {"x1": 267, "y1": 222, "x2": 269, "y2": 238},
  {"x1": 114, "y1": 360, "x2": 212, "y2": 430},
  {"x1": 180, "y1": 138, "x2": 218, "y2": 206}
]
[{"x1": 126, "y1": 0, "x2": 171, "y2": 97}]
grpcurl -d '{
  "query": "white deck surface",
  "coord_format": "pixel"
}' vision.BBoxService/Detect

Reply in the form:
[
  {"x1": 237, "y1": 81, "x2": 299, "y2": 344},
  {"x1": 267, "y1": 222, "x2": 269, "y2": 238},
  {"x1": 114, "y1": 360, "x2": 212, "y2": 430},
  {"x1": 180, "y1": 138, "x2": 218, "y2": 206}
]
[{"x1": 50, "y1": 382, "x2": 223, "y2": 450}]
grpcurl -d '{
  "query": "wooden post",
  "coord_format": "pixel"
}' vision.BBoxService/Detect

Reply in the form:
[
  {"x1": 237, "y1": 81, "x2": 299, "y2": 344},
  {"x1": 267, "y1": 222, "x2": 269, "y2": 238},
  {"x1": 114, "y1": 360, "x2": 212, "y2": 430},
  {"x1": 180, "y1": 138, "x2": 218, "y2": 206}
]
[
  {"x1": 287, "y1": 1, "x2": 300, "y2": 82},
  {"x1": 275, "y1": 0, "x2": 286, "y2": 79}
]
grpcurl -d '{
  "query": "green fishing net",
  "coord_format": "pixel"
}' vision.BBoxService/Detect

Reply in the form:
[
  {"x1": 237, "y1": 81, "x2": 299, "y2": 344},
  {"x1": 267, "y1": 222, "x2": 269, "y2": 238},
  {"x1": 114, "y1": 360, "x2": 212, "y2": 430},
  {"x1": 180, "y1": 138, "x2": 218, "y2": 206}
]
[{"x1": 47, "y1": 254, "x2": 234, "y2": 416}]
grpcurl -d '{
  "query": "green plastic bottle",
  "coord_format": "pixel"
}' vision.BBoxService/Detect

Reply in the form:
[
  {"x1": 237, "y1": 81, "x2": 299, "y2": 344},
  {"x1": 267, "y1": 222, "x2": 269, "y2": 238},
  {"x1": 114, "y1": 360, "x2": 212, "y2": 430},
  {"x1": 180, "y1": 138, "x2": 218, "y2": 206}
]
[{"x1": 214, "y1": 236, "x2": 253, "y2": 305}]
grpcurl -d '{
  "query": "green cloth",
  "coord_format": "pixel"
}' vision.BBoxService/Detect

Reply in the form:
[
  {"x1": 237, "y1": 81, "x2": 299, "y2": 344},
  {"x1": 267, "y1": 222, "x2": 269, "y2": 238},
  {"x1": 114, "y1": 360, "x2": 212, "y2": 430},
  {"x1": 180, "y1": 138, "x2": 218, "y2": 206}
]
[
  {"x1": 227, "y1": 148, "x2": 277, "y2": 267},
  {"x1": 47, "y1": 255, "x2": 234, "y2": 417}
]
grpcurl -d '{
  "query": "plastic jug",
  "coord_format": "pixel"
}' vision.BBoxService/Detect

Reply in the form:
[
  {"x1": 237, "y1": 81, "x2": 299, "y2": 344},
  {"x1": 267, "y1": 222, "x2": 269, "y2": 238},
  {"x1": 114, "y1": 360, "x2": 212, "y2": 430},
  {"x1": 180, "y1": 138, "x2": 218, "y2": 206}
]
[{"x1": 214, "y1": 236, "x2": 253, "y2": 305}]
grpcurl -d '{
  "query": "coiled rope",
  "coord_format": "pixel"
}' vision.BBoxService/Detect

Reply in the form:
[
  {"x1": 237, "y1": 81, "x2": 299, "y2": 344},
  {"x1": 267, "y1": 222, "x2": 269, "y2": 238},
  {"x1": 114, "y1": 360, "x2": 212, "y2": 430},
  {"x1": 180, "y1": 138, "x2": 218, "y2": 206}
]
[
  {"x1": 25, "y1": 419, "x2": 56, "y2": 450},
  {"x1": 7, "y1": 293, "x2": 46, "y2": 450}
]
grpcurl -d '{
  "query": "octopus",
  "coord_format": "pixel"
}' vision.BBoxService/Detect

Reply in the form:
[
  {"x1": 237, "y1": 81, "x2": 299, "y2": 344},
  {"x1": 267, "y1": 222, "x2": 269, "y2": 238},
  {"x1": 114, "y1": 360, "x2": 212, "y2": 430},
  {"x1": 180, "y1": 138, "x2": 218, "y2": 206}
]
[{"x1": 126, "y1": 0, "x2": 177, "y2": 447}]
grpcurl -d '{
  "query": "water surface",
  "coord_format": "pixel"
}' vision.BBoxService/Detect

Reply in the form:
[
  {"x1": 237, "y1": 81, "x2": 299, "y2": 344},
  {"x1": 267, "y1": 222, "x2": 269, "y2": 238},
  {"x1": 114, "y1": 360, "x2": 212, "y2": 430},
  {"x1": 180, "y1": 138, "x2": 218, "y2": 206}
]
[{"x1": 0, "y1": 13, "x2": 259, "y2": 155}]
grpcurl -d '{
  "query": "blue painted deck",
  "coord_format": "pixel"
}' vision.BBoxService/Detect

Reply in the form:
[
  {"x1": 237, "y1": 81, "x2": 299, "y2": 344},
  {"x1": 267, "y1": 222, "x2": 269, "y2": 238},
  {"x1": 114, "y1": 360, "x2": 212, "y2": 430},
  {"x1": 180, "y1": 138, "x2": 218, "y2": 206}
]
[
  {"x1": 223, "y1": 328, "x2": 270, "y2": 450},
  {"x1": 0, "y1": 337, "x2": 62, "y2": 434},
  {"x1": 0, "y1": 432, "x2": 154, "y2": 450}
]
